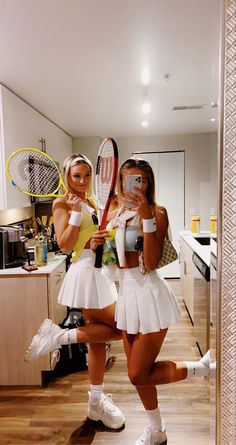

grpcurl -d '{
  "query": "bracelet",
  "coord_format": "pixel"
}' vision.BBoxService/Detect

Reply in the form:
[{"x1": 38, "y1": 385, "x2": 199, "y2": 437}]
[
  {"x1": 143, "y1": 217, "x2": 156, "y2": 233},
  {"x1": 68, "y1": 211, "x2": 82, "y2": 227}
]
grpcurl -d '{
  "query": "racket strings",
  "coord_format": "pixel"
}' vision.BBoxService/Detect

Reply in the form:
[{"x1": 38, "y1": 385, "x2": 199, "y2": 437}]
[
  {"x1": 97, "y1": 156, "x2": 115, "y2": 203},
  {"x1": 8, "y1": 151, "x2": 60, "y2": 195}
]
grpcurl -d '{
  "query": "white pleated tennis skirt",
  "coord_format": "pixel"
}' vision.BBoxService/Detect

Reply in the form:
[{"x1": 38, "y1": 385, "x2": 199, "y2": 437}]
[
  {"x1": 115, "y1": 267, "x2": 181, "y2": 334},
  {"x1": 58, "y1": 250, "x2": 117, "y2": 309}
]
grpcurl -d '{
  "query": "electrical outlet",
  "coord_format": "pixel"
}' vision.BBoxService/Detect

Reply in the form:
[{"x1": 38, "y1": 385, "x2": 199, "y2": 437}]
[{"x1": 190, "y1": 208, "x2": 195, "y2": 216}]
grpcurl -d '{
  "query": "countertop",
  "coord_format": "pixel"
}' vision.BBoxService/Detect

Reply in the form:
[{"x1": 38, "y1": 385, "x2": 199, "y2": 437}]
[
  {"x1": 179, "y1": 230, "x2": 211, "y2": 267},
  {"x1": 0, "y1": 254, "x2": 67, "y2": 276}
]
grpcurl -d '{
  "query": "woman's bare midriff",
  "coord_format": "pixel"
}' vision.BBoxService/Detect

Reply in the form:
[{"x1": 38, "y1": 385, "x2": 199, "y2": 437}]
[{"x1": 118, "y1": 251, "x2": 139, "y2": 269}]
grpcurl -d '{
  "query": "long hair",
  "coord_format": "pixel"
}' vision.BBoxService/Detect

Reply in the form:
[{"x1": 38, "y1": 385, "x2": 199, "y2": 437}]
[
  {"x1": 118, "y1": 158, "x2": 156, "y2": 206},
  {"x1": 62, "y1": 153, "x2": 94, "y2": 197}
]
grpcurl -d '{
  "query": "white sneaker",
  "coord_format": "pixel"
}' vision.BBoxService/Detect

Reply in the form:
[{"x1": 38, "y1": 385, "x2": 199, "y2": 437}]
[
  {"x1": 24, "y1": 319, "x2": 66, "y2": 362},
  {"x1": 87, "y1": 392, "x2": 125, "y2": 429},
  {"x1": 134, "y1": 424, "x2": 167, "y2": 445},
  {"x1": 200, "y1": 350, "x2": 211, "y2": 378}
]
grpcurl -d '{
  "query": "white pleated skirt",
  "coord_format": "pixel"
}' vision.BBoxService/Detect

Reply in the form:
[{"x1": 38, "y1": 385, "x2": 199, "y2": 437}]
[
  {"x1": 58, "y1": 250, "x2": 117, "y2": 309},
  {"x1": 115, "y1": 267, "x2": 181, "y2": 334}
]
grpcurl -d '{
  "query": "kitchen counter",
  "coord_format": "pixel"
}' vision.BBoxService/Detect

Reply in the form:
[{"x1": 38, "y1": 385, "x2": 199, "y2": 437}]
[
  {"x1": 0, "y1": 254, "x2": 67, "y2": 275},
  {"x1": 179, "y1": 230, "x2": 211, "y2": 267}
]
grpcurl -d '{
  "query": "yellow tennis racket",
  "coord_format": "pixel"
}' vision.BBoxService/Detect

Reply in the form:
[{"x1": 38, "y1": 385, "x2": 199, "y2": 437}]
[{"x1": 6, "y1": 147, "x2": 94, "y2": 213}]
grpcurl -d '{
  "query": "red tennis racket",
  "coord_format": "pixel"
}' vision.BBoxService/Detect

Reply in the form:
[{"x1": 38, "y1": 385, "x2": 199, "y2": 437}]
[{"x1": 94, "y1": 137, "x2": 119, "y2": 268}]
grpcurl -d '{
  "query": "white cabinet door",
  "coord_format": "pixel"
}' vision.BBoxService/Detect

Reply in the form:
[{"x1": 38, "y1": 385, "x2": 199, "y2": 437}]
[
  {"x1": 48, "y1": 260, "x2": 67, "y2": 324},
  {"x1": 179, "y1": 237, "x2": 194, "y2": 322},
  {"x1": 0, "y1": 85, "x2": 72, "y2": 210}
]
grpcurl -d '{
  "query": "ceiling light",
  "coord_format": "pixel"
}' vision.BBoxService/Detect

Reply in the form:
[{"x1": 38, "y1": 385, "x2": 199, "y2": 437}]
[
  {"x1": 211, "y1": 101, "x2": 218, "y2": 108},
  {"x1": 141, "y1": 67, "x2": 150, "y2": 85},
  {"x1": 141, "y1": 102, "x2": 151, "y2": 114},
  {"x1": 210, "y1": 117, "x2": 216, "y2": 122},
  {"x1": 141, "y1": 120, "x2": 149, "y2": 128}
]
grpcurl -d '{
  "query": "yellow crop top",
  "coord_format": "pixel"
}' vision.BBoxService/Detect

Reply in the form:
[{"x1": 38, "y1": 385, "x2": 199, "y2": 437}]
[{"x1": 71, "y1": 198, "x2": 98, "y2": 263}]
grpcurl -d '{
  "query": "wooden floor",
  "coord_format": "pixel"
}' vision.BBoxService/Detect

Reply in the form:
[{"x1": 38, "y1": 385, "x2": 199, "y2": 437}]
[{"x1": 0, "y1": 280, "x2": 210, "y2": 445}]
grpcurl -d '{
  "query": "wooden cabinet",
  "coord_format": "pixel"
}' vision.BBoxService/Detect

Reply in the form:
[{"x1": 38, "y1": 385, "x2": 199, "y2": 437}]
[
  {"x1": 179, "y1": 237, "x2": 194, "y2": 323},
  {"x1": 0, "y1": 259, "x2": 67, "y2": 385},
  {"x1": 0, "y1": 84, "x2": 72, "y2": 211}
]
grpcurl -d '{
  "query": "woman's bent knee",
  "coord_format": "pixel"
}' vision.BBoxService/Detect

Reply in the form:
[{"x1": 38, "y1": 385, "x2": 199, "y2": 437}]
[{"x1": 128, "y1": 369, "x2": 147, "y2": 386}]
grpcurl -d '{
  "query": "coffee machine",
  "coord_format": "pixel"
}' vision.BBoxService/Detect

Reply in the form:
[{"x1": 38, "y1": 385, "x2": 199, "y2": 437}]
[{"x1": 0, "y1": 226, "x2": 27, "y2": 269}]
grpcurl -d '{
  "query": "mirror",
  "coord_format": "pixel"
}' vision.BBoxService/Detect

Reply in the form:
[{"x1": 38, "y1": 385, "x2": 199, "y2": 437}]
[{"x1": 1, "y1": 1, "x2": 235, "y2": 444}]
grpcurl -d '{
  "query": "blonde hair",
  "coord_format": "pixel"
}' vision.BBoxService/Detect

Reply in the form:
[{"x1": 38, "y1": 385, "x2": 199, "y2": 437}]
[{"x1": 62, "y1": 153, "x2": 94, "y2": 197}]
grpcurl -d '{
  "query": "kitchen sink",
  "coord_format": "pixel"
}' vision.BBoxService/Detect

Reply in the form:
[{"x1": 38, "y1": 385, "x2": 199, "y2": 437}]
[{"x1": 194, "y1": 236, "x2": 210, "y2": 245}]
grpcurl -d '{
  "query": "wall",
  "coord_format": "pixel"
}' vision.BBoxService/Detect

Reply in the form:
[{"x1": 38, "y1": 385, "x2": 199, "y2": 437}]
[
  {"x1": 0, "y1": 85, "x2": 72, "y2": 222},
  {"x1": 0, "y1": 84, "x2": 72, "y2": 211},
  {"x1": 72, "y1": 132, "x2": 217, "y2": 231}
]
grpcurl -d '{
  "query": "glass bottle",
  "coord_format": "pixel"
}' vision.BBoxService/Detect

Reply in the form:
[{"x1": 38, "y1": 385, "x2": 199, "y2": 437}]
[{"x1": 35, "y1": 234, "x2": 48, "y2": 266}]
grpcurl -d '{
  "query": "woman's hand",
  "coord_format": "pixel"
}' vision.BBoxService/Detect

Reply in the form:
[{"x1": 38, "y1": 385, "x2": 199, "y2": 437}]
[
  {"x1": 66, "y1": 193, "x2": 83, "y2": 212},
  {"x1": 90, "y1": 229, "x2": 110, "y2": 252},
  {"x1": 125, "y1": 187, "x2": 153, "y2": 219}
]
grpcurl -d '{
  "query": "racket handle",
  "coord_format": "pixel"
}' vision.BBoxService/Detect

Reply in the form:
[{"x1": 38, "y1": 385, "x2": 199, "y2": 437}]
[{"x1": 94, "y1": 244, "x2": 104, "y2": 268}]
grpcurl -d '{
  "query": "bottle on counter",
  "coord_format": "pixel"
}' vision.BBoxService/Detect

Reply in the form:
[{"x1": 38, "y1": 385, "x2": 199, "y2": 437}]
[
  {"x1": 191, "y1": 216, "x2": 200, "y2": 234},
  {"x1": 210, "y1": 215, "x2": 217, "y2": 234},
  {"x1": 35, "y1": 234, "x2": 48, "y2": 266}
]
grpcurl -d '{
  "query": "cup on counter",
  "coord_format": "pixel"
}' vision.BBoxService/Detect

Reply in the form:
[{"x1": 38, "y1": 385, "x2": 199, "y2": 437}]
[
  {"x1": 35, "y1": 241, "x2": 48, "y2": 266},
  {"x1": 191, "y1": 216, "x2": 200, "y2": 234},
  {"x1": 27, "y1": 247, "x2": 36, "y2": 265},
  {"x1": 210, "y1": 216, "x2": 217, "y2": 234}
]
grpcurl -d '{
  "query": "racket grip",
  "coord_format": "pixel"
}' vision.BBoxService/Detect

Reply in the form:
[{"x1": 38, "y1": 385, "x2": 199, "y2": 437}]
[{"x1": 94, "y1": 244, "x2": 104, "y2": 268}]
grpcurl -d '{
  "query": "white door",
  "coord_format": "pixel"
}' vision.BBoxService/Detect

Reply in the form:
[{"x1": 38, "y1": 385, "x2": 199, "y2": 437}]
[{"x1": 133, "y1": 151, "x2": 185, "y2": 278}]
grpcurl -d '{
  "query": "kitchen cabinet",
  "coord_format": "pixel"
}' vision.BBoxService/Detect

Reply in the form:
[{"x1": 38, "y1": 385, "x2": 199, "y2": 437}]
[
  {"x1": 0, "y1": 84, "x2": 72, "y2": 211},
  {"x1": 0, "y1": 257, "x2": 67, "y2": 385},
  {"x1": 179, "y1": 231, "x2": 211, "y2": 327},
  {"x1": 179, "y1": 236, "x2": 195, "y2": 323}
]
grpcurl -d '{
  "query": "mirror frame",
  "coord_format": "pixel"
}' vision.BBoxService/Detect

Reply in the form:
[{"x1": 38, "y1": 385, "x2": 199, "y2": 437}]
[{"x1": 217, "y1": 0, "x2": 236, "y2": 443}]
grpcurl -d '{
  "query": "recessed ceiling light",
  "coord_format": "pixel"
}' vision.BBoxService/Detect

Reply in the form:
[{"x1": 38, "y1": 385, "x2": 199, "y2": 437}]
[
  {"x1": 210, "y1": 117, "x2": 216, "y2": 122},
  {"x1": 141, "y1": 120, "x2": 149, "y2": 128},
  {"x1": 141, "y1": 67, "x2": 150, "y2": 85},
  {"x1": 211, "y1": 102, "x2": 218, "y2": 108},
  {"x1": 141, "y1": 102, "x2": 151, "y2": 114}
]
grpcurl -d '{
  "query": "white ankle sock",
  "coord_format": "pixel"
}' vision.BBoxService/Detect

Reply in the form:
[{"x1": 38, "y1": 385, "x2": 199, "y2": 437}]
[
  {"x1": 90, "y1": 384, "x2": 103, "y2": 402},
  {"x1": 60, "y1": 328, "x2": 78, "y2": 345},
  {"x1": 146, "y1": 407, "x2": 163, "y2": 431},
  {"x1": 184, "y1": 351, "x2": 210, "y2": 378}
]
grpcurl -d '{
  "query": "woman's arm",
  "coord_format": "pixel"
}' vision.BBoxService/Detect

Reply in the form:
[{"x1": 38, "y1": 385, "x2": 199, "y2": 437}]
[
  {"x1": 52, "y1": 195, "x2": 82, "y2": 254},
  {"x1": 143, "y1": 206, "x2": 168, "y2": 270},
  {"x1": 126, "y1": 187, "x2": 168, "y2": 270}
]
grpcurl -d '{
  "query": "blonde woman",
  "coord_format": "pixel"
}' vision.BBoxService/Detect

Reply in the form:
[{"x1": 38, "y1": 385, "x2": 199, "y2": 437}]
[
  {"x1": 25, "y1": 153, "x2": 125, "y2": 430},
  {"x1": 106, "y1": 158, "x2": 211, "y2": 445}
]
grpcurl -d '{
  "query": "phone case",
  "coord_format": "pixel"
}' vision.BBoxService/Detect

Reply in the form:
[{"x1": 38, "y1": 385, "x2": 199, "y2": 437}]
[
  {"x1": 125, "y1": 175, "x2": 142, "y2": 193},
  {"x1": 125, "y1": 175, "x2": 142, "y2": 208},
  {"x1": 22, "y1": 264, "x2": 38, "y2": 272}
]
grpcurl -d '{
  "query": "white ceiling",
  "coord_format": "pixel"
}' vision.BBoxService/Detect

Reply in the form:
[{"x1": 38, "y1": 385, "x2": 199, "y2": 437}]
[{"x1": 0, "y1": 0, "x2": 221, "y2": 138}]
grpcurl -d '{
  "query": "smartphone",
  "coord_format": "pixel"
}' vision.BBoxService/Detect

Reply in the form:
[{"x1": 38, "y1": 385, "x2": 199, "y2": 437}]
[
  {"x1": 125, "y1": 174, "x2": 142, "y2": 208},
  {"x1": 22, "y1": 264, "x2": 38, "y2": 272}
]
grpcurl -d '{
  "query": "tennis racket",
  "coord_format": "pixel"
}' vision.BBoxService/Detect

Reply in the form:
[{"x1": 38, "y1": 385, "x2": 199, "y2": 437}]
[
  {"x1": 6, "y1": 147, "x2": 94, "y2": 214},
  {"x1": 94, "y1": 137, "x2": 119, "y2": 268}
]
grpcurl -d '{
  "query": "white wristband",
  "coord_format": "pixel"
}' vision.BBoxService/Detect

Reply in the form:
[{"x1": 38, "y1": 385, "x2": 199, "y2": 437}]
[
  {"x1": 143, "y1": 217, "x2": 156, "y2": 233},
  {"x1": 68, "y1": 211, "x2": 82, "y2": 227}
]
